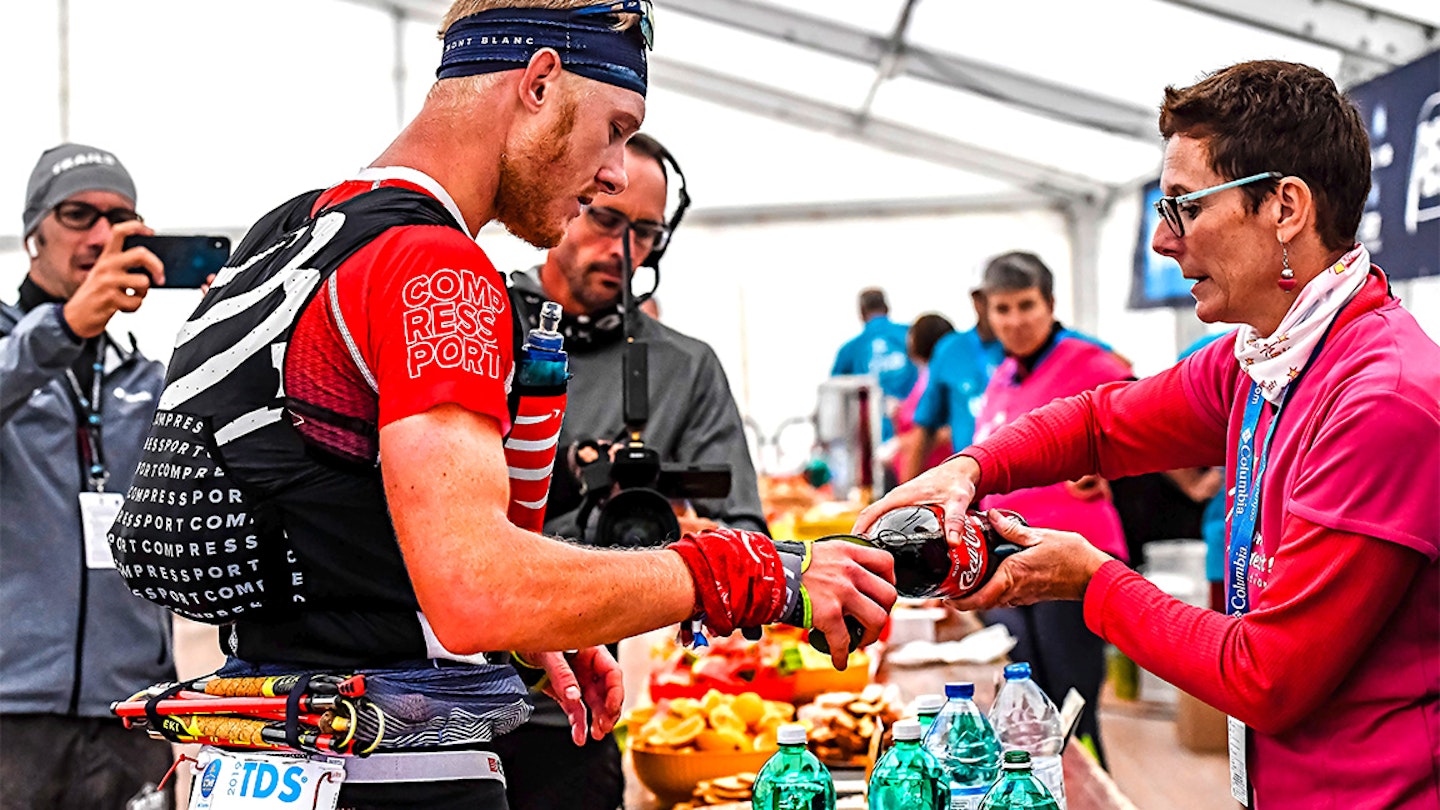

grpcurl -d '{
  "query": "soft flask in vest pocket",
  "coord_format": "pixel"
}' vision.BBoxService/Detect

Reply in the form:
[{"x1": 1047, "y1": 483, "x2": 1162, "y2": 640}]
[{"x1": 504, "y1": 301, "x2": 569, "y2": 532}]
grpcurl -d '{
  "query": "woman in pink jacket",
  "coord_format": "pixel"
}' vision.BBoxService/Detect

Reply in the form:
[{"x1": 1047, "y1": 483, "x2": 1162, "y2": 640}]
[
  {"x1": 969, "y1": 250, "x2": 1132, "y2": 767},
  {"x1": 860, "y1": 60, "x2": 1438, "y2": 809}
]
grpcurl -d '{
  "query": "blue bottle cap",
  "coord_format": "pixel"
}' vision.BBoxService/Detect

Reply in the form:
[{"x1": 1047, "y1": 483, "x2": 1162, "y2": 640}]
[
  {"x1": 944, "y1": 682, "x2": 974, "y2": 699},
  {"x1": 1004, "y1": 662, "x2": 1032, "y2": 680}
]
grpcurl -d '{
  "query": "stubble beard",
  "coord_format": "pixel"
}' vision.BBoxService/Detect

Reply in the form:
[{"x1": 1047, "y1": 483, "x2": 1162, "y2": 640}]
[{"x1": 495, "y1": 100, "x2": 579, "y2": 250}]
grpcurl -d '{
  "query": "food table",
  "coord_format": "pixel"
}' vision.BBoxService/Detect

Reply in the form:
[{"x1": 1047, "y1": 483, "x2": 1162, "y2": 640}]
[
  {"x1": 622, "y1": 634, "x2": 1141, "y2": 810},
  {"x1": 619, "y1": 481, "x2": 1141, "y2": 808}
]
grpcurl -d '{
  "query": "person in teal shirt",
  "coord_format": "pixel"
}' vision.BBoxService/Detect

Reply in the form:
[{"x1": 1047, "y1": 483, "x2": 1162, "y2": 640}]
[
  {"x1": 831, "y1": 287, "x2": 916, "y2": 439},
  {"x1": 906, "y1": 288, "x2": 1004, "y2": 479}
]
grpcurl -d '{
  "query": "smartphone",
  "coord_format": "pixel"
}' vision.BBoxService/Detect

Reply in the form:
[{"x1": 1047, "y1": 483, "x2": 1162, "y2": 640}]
[{"x1": 122, "y1": 235, "x2": 231, "y2": 288}]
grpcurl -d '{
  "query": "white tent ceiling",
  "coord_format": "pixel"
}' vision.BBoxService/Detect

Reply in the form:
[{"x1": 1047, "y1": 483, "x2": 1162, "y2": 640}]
[
  {"x1": 2, "y1": 0, "x2": 1435, "y2": 235},
  {"x1": 340, "y1": 0, "x2": 1439, "y2": 217},
  {"x1": 1, "y1": 0, "x2": 1435, "y2": 438}
]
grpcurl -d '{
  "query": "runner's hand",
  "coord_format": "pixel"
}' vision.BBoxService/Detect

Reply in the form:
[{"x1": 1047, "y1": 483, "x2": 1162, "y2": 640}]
[
  {"x1": 802, "y1": 540, "x2": 897, "y2": 670},
  {"x1": 532, "y1": 647, "x2": 625, "y2": 745}
]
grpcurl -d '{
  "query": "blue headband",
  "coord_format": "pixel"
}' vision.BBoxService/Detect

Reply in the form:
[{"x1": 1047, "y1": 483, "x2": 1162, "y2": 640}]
[{"x1": 438, "y1": 7, "x2": 648, "y2": 97}]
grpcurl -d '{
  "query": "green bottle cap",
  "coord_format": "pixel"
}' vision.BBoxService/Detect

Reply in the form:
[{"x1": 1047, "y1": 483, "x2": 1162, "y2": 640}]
[{"x1": 1002, "y1": 750, "x2": 1032, "y2": 768}]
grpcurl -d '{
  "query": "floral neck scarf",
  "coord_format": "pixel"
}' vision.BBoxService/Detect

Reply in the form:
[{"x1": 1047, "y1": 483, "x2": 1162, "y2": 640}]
[{"x1": 1233, "y1": 244, "x2": 1369, "y2": 404}]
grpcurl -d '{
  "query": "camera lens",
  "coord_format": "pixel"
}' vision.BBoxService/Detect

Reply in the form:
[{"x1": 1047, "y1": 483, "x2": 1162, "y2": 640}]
[{"x1": 595, "y1": 488, "x2": 681, "y2": 548}]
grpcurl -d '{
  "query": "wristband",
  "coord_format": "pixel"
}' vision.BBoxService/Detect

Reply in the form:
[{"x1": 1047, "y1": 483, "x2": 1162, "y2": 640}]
[
  {"x1": 668, "y1": 528, "x2": 787, "y2": 638},
  {"x1": 510, "y1": 652, "x2": 543, "y2": 670},
  {"x1": 773, "y1": 541, "x2": 811, "y2": 628}
]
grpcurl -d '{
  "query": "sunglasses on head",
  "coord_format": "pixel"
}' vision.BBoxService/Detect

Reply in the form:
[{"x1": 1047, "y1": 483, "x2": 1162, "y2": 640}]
[{"x1": 572, "y1": 0, "x2": 655, "y2": 49}]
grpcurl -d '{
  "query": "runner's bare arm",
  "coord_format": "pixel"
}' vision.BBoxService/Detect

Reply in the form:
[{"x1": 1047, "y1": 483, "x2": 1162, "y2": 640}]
[{"x1": 381, "y1": 403, "x2": 696, "y2": 653}]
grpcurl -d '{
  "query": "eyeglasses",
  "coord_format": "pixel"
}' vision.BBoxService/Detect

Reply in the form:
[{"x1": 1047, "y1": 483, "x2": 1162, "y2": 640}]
[
  {"x1": 583, "y1": 205, "x2": 671, "y2": 250},
  {"x1": 1153, "y1": 171, "x2": 1282, "y2": 238},
  {"x1": 573, "y1": 0, "x2": 655, "y2": 49},
  {"x1": 52, "y1": 200, "x2": 142, "y2": 231}
]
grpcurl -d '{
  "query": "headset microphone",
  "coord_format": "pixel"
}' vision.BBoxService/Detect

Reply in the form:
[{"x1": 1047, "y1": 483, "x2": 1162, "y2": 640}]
[{"x1": 635, "y1": 134, "x2": 690, "y2": 274}]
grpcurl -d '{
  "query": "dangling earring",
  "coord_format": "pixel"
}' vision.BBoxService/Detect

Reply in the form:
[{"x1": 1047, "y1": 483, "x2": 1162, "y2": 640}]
[{"x1": 1278, "y1": 241, "x2": 1296, "y2": 293}]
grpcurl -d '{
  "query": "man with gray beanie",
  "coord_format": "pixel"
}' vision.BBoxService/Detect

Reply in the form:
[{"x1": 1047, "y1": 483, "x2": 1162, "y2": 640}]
[{"x1": 1, "y1": 143, "x2": 176, "y2": 808}]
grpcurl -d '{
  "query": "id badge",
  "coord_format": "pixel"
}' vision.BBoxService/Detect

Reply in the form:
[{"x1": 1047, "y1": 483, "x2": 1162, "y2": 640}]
[
  {"x1": 1227, "y1": 715, "x2": 1249, "y2": 806},
  {"x1": 188, "y1": 746, "x2": 345, "y2": 810},
  {"x1": 79, "y1": 491, "x2": 124, "y2": 569}
]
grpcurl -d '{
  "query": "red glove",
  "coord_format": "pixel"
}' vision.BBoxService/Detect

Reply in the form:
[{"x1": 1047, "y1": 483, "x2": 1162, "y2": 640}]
[{"x1": 668, "y1": 528, "x2": 786, "y2": 638}]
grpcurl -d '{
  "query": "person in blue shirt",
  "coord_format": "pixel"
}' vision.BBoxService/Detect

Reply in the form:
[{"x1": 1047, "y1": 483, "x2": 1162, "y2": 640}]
[
  {"x1": 904, "y1": 288, "x2": 1004, "y2": 479},
  {"x1": 830, "y1": 287, "x2": 916, "y2": 439}
]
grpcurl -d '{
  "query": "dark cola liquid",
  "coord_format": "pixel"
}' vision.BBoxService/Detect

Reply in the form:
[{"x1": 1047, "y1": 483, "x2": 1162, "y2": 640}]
[
  {"x1": 867, "y1": 504, "x2": 1026, "y2": 600},
  {"x1": 867, "y1": 504, "x2": 952, "y2": 598},
  {"x1": 808, "y1": 504, "x2": 1025, "y2": 655}
]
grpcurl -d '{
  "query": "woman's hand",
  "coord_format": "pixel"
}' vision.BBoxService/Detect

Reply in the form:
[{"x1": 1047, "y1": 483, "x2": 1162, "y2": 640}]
[
  {"x1": 854, "y1": 455, "x2": 982, "y2": 542},
  {"x1": 949, "y1": 510, "x2": 1113, "y2": 611}
]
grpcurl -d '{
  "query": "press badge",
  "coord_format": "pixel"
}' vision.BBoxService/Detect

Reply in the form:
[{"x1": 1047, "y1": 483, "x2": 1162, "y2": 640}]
[
  {"x1": 189, "y1": 747, "x2": 345, "y2": 810},
  {"x1": 1227, "y1": 715, "x2": 1249, "y2": 805},
  {"x1": 79, "y1": 491, "x2": 124, "y2": 569}
]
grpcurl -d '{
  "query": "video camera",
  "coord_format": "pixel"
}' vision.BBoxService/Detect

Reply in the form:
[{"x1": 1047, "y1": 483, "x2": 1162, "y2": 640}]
[
  {"x1": 568, "y1": 137, "x2": 732, "y2": 549},
  {"x1": 571, "y1": 439, "x2": 731, "y2": 548}
]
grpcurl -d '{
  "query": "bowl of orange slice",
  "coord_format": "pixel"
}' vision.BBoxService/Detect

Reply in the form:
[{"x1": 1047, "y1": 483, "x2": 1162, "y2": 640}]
[{"x1": 627, "y1": 689, "x2": 793, "y2": 802}]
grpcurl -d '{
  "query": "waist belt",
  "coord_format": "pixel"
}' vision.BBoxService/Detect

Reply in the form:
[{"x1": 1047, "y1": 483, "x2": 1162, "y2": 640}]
[{"x1": 343, "y1": 750, "x2": 506, "y2": 784}]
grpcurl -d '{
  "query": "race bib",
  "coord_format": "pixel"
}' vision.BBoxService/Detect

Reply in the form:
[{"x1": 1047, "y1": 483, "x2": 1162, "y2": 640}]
[
  {"x1": 188, "y1": 747, "x2": 345, "y2": 810},
  {"x1": 80, "y1": 491, "x2": 124, "y2": 569}
]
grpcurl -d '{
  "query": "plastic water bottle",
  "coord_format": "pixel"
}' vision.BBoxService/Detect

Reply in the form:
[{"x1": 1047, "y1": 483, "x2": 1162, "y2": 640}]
[
  {"x1": 923, "y1": 682, "x2": 1000, "y2": 810},
  {"x1": 978, "y1": 751, "x2": 1059, "y2": 809},
  {"x1": 809, "y1": 508, "x2": 1027, "y2": 654},
  {"x1": 988, "y1": 663, "x2": 1065, "y2": 810},
  {"x1": 752, "y1": 723, "x2": 835, "y2": 810},
  {"x1": 869, "y1": 718, "x2": 947, "y2": 809},
  {"x1": 915, "y1": 693, "x2": 946, "y2": 733},
  {"x1": 859, "y1": 506, "x2": 1026, "y2": 599}
]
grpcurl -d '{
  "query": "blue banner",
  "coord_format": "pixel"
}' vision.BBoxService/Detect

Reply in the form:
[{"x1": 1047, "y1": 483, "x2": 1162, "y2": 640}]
[
  {"x1": 1130, "y1": 180, "x2": 1192, "y2": 309},
  {"x1": 1350, "y1": 50, "x2": 1440, "y2": 281}
]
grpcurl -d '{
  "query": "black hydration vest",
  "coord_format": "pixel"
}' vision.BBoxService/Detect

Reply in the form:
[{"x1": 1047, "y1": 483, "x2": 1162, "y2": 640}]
[{"x1": 111, "y1": 187, "x2": 484, "y2": 668}]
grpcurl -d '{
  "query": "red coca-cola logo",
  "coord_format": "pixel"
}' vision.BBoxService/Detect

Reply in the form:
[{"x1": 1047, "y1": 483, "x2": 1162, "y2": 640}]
[{"x1": 948, "y1": 513, "x2": 990, "y2": 596}]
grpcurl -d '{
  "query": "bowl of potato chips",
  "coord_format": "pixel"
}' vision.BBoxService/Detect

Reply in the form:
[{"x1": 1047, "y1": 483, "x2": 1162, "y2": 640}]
[{"x1": 627, "y1": 689, "x2": 793, "y2": 802}]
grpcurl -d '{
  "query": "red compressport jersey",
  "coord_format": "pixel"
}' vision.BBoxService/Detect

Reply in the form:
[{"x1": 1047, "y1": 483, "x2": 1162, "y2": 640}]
[{"x1": 286, "y1": 179, "x2": 514, "y2": 464}]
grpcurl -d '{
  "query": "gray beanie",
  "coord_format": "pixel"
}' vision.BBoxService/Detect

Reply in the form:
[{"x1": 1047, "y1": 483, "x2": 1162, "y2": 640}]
[{"x1": 22, "y1": 143, "x2": 137, "y2": 236}]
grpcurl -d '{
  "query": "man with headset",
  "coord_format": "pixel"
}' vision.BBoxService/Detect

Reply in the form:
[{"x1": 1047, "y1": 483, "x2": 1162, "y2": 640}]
[{"x1": 499, "y1": 133, "x2": 765, "y2": 809}]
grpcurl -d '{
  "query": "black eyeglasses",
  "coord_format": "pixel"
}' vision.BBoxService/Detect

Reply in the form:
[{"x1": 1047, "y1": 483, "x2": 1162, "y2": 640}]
[
  {"x1": 583, "y1": 205, "x2": 671, "y2": 250},
  {"x1": 1154, "y1": 172, "x2": 1282, "y2": 238},
  {"x1": 52, "y1": 200, "x2": 142, "y2": 231}
]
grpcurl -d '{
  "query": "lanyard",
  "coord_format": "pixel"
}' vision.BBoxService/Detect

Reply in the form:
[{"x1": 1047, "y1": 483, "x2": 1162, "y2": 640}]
[
  {"x1": 64, "y1": 338, "x2": 108, "y2": 492},
  {"x1": 1224, "y1": 382, "x2": 1285, "y2": 617},
  {"x1": 1224, "y1": 314, "x2": 1342, "y2": 617}
]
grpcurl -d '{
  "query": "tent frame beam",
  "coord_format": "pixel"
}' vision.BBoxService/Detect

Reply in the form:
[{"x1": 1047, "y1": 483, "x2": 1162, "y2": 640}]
[
  {"x1": 651, "y1": 56, "x2": 1109, "y2": 206},
  {"x1": 662, "y1": 0, "x2": 1160, "y2": 142}
]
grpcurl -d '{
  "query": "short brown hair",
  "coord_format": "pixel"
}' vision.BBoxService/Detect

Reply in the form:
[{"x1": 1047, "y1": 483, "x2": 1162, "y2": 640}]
[
  {"x1": 1159, "y1": 60, "x2": 1370, "y2": 251},
  {"x1": 859, "y1": 288, "x2": 888, "y2": 317},
  {"x1": 908, "y1": 313, "x2": 955, "y2": 363},
  {"x1": 981, "y1": 251, "x2": 1053, "y2": 304}
]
